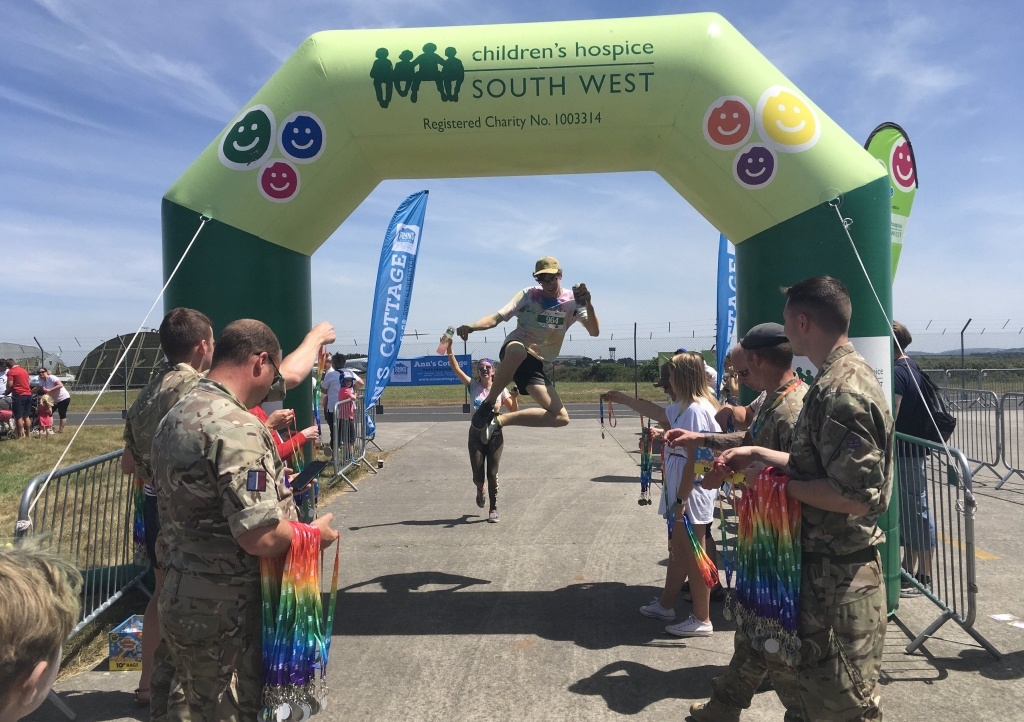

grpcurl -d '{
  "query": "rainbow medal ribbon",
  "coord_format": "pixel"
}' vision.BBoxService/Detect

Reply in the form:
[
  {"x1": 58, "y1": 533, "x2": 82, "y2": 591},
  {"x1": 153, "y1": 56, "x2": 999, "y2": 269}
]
[
  {"x1": 131, "y1": 477, "x2": 147, "y2": 564},
  {"x1": 731, "y1": 467, "x2": 802, "y2": 664},
  {"x1": 599, "y1": 397, "x2": 605, "y2": 439},
  {"x1": 682, "y1": 513, "x2": 719, "y2": 588},
  {"x1": 638, "y1": 422, "x2": 653, "y2": 506},
  {"x1": 260, "y1": 521, "x2": 340, "y2": 720}
]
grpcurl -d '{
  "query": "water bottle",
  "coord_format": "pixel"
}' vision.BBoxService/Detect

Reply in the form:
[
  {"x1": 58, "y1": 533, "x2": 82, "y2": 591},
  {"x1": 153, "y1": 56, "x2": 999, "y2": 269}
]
[{"x1": 437, "y1": 326, "x2": 456, "y2": 354}]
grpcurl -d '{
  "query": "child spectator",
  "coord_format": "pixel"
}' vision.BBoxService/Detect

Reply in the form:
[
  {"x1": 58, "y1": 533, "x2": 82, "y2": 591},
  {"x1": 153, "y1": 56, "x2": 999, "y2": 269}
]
[
  {"x1": 0, "y1": 545, "x2": 82, "y2": 721},
  {"x1": 36, "y1": 395, "x2": 54, "y2": 436},
  {"x1": 338, "y1": 375, "x2": 358, "y2": 458}
]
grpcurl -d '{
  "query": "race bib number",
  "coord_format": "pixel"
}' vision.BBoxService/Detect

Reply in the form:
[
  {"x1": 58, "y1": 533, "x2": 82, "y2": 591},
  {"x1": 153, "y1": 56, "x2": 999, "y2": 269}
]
[{"x1": 534, "y1": 312, "x2": 565, "y2": 329}]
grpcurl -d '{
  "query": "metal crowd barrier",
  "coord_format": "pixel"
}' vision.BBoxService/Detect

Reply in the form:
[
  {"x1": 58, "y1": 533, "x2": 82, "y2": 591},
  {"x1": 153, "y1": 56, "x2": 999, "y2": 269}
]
[
  {"x1": 981, "y1": 369, "x2": 1024, "y2": 394},
  {"x1": 330, "y1": 396, "x2": 377, "y2": 490},
  {"x1": 895, "y1": 433, "x2": 1001, "y2": 659},
  {"x1": 940, "y1": 388, "x2": 1001, "y2": 476},
  {"x1": 15, "y1": 450, "x2": 148, "y2": 636},
  {"x1": 15, "y1": 450, "x2": 149, "y2": 720},
  {"x1": 945, "y1": 368, "x2": 982, "y2": 389},
  {"x1": 997, "y1": 392, "x2": 1024, "y2": 489}
]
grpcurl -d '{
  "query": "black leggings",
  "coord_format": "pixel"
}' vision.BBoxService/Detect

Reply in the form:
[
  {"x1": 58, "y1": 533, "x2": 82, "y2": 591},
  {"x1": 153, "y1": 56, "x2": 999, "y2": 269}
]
[{"x1": 468, "y1": 425, "x2": 503, "y2": 508}]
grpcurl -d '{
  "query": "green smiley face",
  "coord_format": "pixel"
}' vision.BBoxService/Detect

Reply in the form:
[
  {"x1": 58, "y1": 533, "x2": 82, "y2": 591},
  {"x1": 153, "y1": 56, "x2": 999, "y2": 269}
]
[{"x1": 219, "y1": 105, "x2": 275, "y2": 169}]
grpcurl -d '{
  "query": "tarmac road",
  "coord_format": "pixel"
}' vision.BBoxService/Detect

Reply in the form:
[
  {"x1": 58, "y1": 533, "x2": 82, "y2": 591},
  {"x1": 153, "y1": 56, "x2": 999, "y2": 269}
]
[{"x1": 28, "y1": 418, "x2": 1024, "y2": 721}]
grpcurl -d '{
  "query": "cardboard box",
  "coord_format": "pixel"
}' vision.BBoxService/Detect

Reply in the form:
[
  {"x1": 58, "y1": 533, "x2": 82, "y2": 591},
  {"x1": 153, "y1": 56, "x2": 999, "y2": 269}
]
[{"x1": 108, "y1": 614, "x2": 144, "y2": 671}]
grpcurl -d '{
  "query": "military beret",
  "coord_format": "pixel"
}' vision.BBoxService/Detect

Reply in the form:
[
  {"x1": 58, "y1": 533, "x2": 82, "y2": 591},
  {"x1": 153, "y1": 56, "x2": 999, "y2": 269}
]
[{"x1": 740, "y1": 322, "x2": 788, "y2": 350}]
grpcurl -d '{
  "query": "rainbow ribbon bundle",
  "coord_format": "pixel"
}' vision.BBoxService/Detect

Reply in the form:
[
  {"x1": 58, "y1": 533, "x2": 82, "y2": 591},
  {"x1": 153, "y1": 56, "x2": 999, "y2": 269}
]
[
  {"x1": 638, "y1": 423, "x2": 653, "y2": 506},
  {"x1": 724, "y1": 466, "x2": 802, "y2": 665},
  {"x1": 681, "y1": 514, "x2": 720, "y2": 588},
  {"x1": 259, "y1": 521, "x2": 340, "y2": 721},
  {"x1": 131, "y1": 478, "x2": 146, "y2": 563}
]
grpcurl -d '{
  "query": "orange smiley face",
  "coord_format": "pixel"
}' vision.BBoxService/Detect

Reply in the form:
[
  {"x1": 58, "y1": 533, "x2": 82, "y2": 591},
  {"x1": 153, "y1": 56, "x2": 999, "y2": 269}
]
[
  {"x1": 703, "y1": 96, "x2": 753, "y2": 150},
  {"x1": 756, "y1": 86, "x2": 820, "y2": 153}
]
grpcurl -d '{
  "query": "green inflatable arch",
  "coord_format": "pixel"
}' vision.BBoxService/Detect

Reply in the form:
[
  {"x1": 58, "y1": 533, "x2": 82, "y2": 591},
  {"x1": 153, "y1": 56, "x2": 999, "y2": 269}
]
[{"x1": 162, "y1": 13, "x2": 898, "y2": 610}]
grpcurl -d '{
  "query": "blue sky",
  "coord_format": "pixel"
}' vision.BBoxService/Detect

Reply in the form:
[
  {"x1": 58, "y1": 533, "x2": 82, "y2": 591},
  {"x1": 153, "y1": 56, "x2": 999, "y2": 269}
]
[{"x1": 3, "y1": 0, "x2": 1023, "y2": 364}]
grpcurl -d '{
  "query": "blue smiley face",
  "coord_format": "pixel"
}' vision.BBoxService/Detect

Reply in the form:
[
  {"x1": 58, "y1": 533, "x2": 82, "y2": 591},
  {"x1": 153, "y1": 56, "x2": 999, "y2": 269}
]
[
  {"x1": 278, "y1": 112, "x2": 326, "y2": 163},
  {"x1": 733, "y1": 143, "x2": 777, "y2": 188}
]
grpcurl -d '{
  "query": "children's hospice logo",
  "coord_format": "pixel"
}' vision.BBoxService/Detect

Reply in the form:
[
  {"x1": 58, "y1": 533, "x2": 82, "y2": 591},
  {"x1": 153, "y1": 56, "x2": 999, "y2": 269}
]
[{"x1": 372, "y1": 43, "x2": 465, "y2": 107}]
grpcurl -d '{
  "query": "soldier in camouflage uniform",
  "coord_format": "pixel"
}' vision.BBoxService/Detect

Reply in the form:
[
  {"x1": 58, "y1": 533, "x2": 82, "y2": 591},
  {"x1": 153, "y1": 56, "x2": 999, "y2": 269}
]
[
  {"x1": 718, "y1": 277, "x2": 894, "y2": 721},
  {"x1": 153, "y1": 319, "x2": 339, "y2": 722},
  {"x1": 667, "y1": 323, "x2": 808, "y2": 721},
  {"x1": 122, "y1": 307, "x2": 213, "y2": 721}
]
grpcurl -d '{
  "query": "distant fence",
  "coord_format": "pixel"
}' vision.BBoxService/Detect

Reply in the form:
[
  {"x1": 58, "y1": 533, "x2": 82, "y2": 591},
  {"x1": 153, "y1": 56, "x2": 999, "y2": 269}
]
[{"x1": 895, "y1": 433, "x2": 1000, "y2": 659}]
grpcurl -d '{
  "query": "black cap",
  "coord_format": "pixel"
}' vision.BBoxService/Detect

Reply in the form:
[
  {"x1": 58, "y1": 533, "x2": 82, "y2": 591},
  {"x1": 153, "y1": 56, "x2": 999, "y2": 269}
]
[{"x1": 740, "y1": 322, "x2": 788, "y2": 350}]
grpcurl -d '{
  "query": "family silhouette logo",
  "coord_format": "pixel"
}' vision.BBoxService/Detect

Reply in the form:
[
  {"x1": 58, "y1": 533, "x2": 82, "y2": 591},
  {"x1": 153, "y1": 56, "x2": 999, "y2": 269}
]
[{"x1": 372, "y1": 43, "x2": 465, "y2": 107}]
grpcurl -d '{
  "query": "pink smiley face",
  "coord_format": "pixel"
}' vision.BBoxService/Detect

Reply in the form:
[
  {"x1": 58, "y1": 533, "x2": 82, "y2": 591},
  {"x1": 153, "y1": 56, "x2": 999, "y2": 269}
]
[
  {"x1": 258, "y1": 161, "x2": 300, "y2": 202},
  {"x1": 703, "y1": 96, "x2": 753, "y2": 150},
  {"x1": 889, "y1": 139, "x2": 916, "y2": 191}
]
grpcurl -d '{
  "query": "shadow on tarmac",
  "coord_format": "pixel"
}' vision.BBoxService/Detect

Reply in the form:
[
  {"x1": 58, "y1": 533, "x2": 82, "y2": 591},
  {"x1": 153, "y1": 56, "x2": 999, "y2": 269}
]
[
  {"x1": 26, "y1": 690, "x2": 147, "y2": 722},
  {"x1": 348, "y1": 513, "x2": 487, "y2": 530},
  {"x1": 333, "y1": 574, "x2": 739, "y2": 650},
  {"x1": 568, "y1": 659, "x2": 728, "y2": 714}
]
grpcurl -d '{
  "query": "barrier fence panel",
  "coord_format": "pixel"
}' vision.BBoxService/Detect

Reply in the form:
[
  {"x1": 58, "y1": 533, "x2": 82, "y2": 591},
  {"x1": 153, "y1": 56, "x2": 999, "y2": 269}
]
[
  {"x1": 945, "y1": 368, "x2": 982, "y2": 389},
  {"x1": 921, "y1": 369, "x2": 949, "y2": 387},
  {"x1": 981, "y1": 368, "x2": 1024, "y2": 394},
  {"x1": 895, "y1": 434, "x2": 1001, "y2": 659},
  {"x1": 15, "y1": 450, "x2": 148, "y2": 639},
  {"x1": 330, "y1": 396, "x2": 375, "y2": 490},
  {"x1": 939, "y1": 388, "x2": 1002, "y2": 476},
  {"x1": 997, "y1": 392, "x2": 1024, "y2": 489}
]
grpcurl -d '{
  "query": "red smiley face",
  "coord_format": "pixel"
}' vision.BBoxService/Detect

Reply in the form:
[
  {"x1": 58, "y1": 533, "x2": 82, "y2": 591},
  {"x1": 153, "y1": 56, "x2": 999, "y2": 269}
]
[
  {"x1": 704, "y1": 96, "x2": 753, "y2": 150},
  {"x1": 258, "y1": 160, "x2": 300, "y2": 202},
  {"x1": 889, "y1": 139, "x2": 916, "y2": 191}
]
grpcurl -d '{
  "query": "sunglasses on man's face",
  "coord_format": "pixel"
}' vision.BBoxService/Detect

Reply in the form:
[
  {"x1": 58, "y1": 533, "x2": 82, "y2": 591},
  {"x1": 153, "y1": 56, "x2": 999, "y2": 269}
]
[
  {"x1": 534, "y1": 274, "x2": 559, "y2": 283},
  {"x1": 735, "y1": 369, "x2": 751, "y2": 378}
]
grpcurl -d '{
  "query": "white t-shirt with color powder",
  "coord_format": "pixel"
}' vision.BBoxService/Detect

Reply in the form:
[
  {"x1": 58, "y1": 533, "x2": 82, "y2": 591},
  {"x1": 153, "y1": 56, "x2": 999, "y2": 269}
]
[{"x1": 498, "y1": 286, "x2": 588, "y2": 362}]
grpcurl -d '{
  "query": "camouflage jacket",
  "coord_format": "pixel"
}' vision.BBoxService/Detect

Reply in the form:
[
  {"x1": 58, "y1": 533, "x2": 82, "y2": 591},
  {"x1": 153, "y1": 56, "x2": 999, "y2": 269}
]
[
  {"x1": 749, "y1": 376, "x2": 807, "y2": 451},
  {"x1": 152, "y1": 377, "x2": 295, "y2": 584},
  {"x1": 785, "y1": 343, "x2": 894, "y2": 556},
  {"x1": 123, "y1": 361, "x2": 202, "y2": 484}
]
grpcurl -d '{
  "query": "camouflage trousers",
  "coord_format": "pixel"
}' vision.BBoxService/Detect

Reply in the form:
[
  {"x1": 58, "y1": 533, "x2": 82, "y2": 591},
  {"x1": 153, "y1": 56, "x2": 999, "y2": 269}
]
[
  {"x1": 796, "y1": 552, "x2": 886, "y2": 721},
  {"x1": 709, "y1": 623, "x2": 803, "y2": 719},
  {"x1": 149, "y1": 637, "x2": 189, "y2": 722},
  {"x1": 159, "y1": 569, "x2": 263, "y2": 722}
]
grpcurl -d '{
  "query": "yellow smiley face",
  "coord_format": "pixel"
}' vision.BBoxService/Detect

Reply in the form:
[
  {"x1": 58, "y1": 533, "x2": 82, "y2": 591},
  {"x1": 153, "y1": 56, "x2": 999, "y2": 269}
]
[{"x1": 756, "y1": 86, "x2": 820, "y2": 152}]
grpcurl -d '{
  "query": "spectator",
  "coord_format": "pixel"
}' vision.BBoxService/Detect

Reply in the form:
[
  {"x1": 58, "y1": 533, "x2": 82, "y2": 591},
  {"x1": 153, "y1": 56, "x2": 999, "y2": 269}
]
[
  {"x1": 36, "y1": 367, "x2": 71, "y2": 433},
  {"x1": 0, "y1": 545, "x2": 82, "y2": 722},
  {"x1": 0, "y1": 359, "x2": 8, "y2": 400},
  {"x1": 249, "y1": 406, "x2": 319, "y2": 462},
  {"x1": 36, "y1": 395, "x2": 55, "y2": 436},
  {"x1": 5, "y1": 360, "x2": 32, "y2": 440},
  {"x1": 152, "y1": 319, "x2": 339, "y2": 720},
  {"x1": 445, "y1": 339, "x2": 518, "y2": 521},
  {"x1": 892, "y1": 320, "x2": 936, "y2": 595},
  {"x1": 321, "y1": 354, "x2": 364, "y2": 451}
]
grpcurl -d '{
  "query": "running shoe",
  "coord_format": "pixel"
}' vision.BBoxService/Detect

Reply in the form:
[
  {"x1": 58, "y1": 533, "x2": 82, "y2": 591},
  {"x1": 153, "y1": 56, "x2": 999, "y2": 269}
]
[
  {"x1": 481, "y1": 416, "x2": 502, "y2": 444},
  {"x1": 488, "y1": 507, "x2": 500, "y2": 523},
  {"x1": 471, "y1": 400, "x2": 495, "y2": 431},
  {"x1": 639, "y1": 598, "x2": 676, "y2": 621},
  {"x1": 475, "y1": 484, "x2": 486, "y2": 509},
  {"x1": 665, "y1": 614, "x2": 713, "y2": 637}
]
